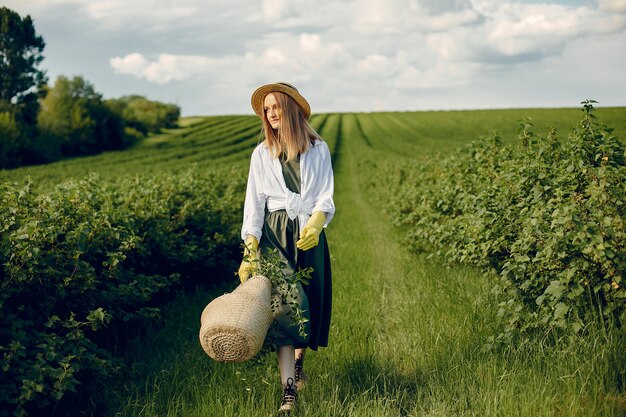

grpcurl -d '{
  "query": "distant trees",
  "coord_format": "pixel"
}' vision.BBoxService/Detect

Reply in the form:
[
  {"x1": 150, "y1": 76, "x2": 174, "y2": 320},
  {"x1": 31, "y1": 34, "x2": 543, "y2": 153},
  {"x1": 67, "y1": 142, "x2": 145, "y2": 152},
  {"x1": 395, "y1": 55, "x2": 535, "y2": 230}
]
[
  {"x1": 38, "y1": 76, "x2": 130, "y2": 156},
  {"x1": 0, "y1": 7, "x2": 181, "y2": 170},
  {"x1": 107, "y1": 95, "x2": 180, "y2": 136}
]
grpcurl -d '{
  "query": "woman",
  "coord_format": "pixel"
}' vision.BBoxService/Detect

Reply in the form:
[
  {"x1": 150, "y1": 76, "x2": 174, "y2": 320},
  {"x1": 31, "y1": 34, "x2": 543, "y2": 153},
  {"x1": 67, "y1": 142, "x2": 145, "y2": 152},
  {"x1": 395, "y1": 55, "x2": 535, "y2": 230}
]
[{"x1": 238, "y1": 82, "x2": 335, "y2": 414}]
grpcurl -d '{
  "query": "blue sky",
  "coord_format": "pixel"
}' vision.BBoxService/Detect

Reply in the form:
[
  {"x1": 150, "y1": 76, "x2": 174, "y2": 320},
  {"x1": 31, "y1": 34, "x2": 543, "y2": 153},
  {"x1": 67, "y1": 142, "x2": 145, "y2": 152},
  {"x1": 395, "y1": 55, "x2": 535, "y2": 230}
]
[{"x1": 4, "y1": 0, "x2": 626, "y2": 116}]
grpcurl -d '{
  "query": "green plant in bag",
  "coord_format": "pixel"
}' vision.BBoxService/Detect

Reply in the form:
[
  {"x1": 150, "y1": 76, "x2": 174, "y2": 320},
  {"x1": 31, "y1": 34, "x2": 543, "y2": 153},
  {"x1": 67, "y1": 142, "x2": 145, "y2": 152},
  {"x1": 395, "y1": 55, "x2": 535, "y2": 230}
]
[{"x1": 240, "y1": 243, "x2": 311, "y2": 348}]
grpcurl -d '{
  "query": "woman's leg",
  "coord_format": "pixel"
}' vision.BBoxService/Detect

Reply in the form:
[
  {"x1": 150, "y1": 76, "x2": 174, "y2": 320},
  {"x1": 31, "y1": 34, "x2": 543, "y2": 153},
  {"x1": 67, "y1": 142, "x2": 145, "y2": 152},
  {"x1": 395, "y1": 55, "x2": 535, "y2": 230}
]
[
  {"x1": 278, "y1": 345, "x2": 296, "y2": 385},
  {"x1": 278, "y1": 345, "x2": 297, "y2": 413},
  {"x1": 294, "y1": 348, "x2": 307, "y2": 389}
]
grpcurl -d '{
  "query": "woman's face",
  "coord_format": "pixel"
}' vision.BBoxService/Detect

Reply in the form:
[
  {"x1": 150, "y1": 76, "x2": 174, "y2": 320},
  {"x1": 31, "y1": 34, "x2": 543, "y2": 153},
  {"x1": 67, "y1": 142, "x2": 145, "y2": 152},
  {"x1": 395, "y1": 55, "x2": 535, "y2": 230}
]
[{"x1": 264, "y1": 93, "x2": 281, "y2": 130}]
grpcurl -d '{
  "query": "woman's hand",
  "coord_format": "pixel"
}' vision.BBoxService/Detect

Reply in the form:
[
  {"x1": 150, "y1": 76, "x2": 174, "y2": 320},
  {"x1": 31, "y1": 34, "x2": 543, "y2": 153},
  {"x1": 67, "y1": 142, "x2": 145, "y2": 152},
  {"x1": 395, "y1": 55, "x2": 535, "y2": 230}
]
[
  {"x1": 238, "y1": 235, "x2": 260, "y2": 282},
  {"x1": 296, "y1": 212, "x2": 326, "y2": 251}
]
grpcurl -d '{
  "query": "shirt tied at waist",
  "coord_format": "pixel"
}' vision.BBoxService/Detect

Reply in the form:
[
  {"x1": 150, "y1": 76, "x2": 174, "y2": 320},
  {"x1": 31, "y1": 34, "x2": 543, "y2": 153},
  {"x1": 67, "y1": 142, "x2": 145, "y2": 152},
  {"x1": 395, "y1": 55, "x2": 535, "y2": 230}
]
[{"x1": 267, "y1": 190, "x2": 313, "y2": 230}]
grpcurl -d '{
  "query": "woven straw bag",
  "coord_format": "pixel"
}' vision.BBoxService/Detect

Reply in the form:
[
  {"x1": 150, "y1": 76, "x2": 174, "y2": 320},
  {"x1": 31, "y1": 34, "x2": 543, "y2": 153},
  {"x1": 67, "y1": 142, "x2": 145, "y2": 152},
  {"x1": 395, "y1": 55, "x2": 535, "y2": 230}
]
[{"x1": 199, "y1": 275, "x2": 273, "y2": 362}]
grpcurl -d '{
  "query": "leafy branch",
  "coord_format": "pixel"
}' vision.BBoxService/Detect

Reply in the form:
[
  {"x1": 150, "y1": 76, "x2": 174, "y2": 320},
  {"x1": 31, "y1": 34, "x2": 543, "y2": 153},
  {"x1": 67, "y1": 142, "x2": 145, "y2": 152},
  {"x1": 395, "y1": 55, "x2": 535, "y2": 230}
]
[{"x1": 241, "y1": 243, "x2": 312, "y2": 347}]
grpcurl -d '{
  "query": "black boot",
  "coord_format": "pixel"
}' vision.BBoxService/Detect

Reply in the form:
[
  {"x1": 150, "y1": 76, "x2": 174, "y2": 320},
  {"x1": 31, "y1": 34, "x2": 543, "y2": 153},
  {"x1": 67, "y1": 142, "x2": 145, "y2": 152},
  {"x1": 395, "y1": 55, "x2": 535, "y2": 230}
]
[
  {"x1": 278, "y1": 377, "x2": 297, "y2": 414},
  {"x1": 295, "y1": 356, "x2": 307, "y2": 390}
]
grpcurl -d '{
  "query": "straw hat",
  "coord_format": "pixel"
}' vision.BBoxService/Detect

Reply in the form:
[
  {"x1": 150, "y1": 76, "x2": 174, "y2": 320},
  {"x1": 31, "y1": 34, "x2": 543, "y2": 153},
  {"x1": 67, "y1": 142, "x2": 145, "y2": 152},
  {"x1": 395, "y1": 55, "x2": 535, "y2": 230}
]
[{"x1": 251, "y1": 82, "x2": 311, "y2": 120}]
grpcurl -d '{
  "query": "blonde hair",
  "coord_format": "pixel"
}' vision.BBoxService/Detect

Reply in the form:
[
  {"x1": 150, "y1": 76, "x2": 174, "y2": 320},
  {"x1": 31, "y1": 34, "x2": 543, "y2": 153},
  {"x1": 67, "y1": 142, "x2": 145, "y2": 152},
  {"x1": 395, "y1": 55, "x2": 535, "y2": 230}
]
[{"x1": 261, "y1": 92, "x2": 320, "y2": 161}]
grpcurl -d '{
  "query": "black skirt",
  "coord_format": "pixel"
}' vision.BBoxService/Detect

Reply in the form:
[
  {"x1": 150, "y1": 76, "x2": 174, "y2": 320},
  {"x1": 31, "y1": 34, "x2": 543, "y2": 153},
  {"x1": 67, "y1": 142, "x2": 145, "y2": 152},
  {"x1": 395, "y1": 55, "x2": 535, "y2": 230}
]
[{"x1": 259, "y1": 156, "x2": 332, "y2": 350}]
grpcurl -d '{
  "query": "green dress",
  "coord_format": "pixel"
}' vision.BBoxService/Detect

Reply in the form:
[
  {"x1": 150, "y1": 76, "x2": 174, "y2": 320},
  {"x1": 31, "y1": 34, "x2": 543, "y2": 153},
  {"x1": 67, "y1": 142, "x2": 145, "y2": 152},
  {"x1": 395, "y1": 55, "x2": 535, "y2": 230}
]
[{"x1": 259, "y1": 154, "x2": 332, "y2": 350}]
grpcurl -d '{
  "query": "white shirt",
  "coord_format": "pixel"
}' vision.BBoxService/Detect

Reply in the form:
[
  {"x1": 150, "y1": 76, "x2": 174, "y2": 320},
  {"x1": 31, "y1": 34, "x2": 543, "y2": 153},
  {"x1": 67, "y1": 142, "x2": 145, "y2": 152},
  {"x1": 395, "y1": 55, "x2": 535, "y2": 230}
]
[{"x1": 241, "y1": 139, "x2": 336, "y2": 241}]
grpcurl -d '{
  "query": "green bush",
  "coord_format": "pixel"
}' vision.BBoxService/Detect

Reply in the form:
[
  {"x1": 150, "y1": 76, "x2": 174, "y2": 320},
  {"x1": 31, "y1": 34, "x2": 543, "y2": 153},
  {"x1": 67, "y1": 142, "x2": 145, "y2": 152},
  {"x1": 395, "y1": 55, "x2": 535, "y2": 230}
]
[
  {"x1": 0, "y1": 111, "x2": 22, "y2": 168},
  {"x1": 385, "y1": 102, "x2": 625, "y2": 343},
  {"x1": 106, "y1": 95, "x2": 180, "y2": 136},
  {"x1": 38, "y1": 76, "x2": 133, "y2": 157},
  {"x1": 0, "y1": 168, "x2": 245, "y2": 416}
]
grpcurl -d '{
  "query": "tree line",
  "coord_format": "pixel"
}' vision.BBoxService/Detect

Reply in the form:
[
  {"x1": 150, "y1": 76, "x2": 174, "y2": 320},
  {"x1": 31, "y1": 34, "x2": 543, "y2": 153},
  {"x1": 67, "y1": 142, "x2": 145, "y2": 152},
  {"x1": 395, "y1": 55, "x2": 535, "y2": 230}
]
[{"x1": 0, "y1": 7, "x2": 180, "y2": 169}]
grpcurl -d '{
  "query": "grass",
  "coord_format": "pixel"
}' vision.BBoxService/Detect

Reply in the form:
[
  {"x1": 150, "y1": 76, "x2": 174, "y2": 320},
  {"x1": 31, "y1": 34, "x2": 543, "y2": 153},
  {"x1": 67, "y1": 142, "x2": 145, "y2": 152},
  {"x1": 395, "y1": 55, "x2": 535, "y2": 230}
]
[{"x1": 66, "y1": 107, "x2": 626, "y2": 416}]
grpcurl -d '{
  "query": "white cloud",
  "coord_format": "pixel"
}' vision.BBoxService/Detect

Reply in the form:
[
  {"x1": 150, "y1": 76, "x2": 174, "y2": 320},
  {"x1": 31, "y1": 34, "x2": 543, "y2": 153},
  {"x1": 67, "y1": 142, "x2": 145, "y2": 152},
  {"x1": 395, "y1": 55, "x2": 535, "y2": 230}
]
[
  {"x1": 260, "y1": 48, "x2": 289, "y2": 65},
  {"x1": 83, "y1": 0, "x2": 123, "y2": 20},
  {"x1": 352, "y1": 0, "x2": 482, "y2": 34},
  {"x1": 299, "y1": 33, "x2": 321, "y2": 52},
  {"x1": 110, "y1": 53, "x2": 149, "y2": 75},
  {"x1": 598, "y1": 0, "x2": 626, "y2": 14},
  {"x1": 424, "y1": 2, "x2": 626, "y2": 67},
  {"x1": 357, "y1": 54, "x2": 390, "y2": 72},
  {"x1": 81, "y1": 0, "x2": 199, "y2": 32},
  {"x1": 110, "y1": 53, "x2": 225, "y2": 84},
  {"x1": 245, "y1": 31, "x2": 352, "y2": 74},
  {"x1": 4, "y1": 0, "x2": 256, "y2": 36},
  {"x1": 484, "y1": 4, "x2": 624, "y2": 57},
  {"x1": 423, "y1": 8, "x2": 482, "y2": 31},
  {"x1": 84, "y1": 0, "x2": 196, "y2": 23},
  {"x1": 427, "y1": 31, "x2": 462, "y2": 61},
  {"x1": 353, "y1": 0, "x2": 408, "y2": 33},
  {"x1": 261, "y1": 0, "x2": 291, "y2": 19}
]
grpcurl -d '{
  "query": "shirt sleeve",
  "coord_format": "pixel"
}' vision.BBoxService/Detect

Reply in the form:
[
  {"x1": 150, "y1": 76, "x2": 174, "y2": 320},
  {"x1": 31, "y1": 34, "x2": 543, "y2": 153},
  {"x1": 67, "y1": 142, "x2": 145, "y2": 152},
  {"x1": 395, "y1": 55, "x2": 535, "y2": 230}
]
[
  {"x1": 312, "y1": 141, "x2": 336, "y2": 227},
  {"x1": 241, "y1": 147, "x2": 267, "y2": 241}
]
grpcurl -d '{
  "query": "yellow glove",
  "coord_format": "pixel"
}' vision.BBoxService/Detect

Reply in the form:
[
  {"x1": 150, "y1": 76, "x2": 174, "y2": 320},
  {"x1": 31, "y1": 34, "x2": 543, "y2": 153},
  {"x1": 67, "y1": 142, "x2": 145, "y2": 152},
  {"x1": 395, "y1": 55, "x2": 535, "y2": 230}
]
[
  {"x1": 238, "y1": 235, "x2": 259, "y2": 282},
  {"x1": 296, "y1": 212, "x2": 326, "y2": 251}
]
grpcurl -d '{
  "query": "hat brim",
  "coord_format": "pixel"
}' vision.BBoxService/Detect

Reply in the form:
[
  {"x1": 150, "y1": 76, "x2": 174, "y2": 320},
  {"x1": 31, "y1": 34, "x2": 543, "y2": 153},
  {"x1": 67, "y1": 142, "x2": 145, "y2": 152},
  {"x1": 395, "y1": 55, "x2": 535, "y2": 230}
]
[{"x1": 251, "y1": 83, "x2": 311, "y2": 120}]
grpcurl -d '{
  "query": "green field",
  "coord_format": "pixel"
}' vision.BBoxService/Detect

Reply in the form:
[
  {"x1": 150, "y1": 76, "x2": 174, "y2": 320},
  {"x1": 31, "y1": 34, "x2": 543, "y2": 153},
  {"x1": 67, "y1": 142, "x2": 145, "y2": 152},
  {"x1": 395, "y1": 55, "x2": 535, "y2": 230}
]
[
  {"x1": 2, "y1": 107, "x2": 625, "y2": 416},
  {"x1": 3, "y1": 106, "x2": 625, "y2": 186}
]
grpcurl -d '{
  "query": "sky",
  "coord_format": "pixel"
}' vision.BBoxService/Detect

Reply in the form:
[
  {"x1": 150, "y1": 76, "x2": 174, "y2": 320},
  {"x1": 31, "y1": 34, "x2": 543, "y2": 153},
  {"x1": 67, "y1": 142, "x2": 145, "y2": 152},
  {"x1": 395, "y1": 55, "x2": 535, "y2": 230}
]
[{"x1": 4, "y1": 0, "x2": 626, "y2": 116}]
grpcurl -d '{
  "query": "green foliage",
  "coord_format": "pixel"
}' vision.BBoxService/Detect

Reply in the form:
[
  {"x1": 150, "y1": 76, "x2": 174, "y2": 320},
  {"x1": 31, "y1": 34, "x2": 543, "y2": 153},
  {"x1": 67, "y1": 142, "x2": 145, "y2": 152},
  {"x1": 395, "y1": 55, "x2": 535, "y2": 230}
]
[
  {"x1": 0, "y1": 115, "x2": 263, "y2": 187},
  {"x1": 38, "y1": 76, "x2": 132, "y2": 157},
  {"x1": 0, "y1": 168, "x2": 246, "y2": 416},
  {"x1": 0, "y1": 7, "x2": 47, "y2": 107},
  {"x1": 0, "y1": 7, "x2": 50, "y2": 170},
  {"x1": 258, "y1": 248, "x2": 311, "y2": 341},
  {"x1": 2, "y1": 107, "x2": 624, "y2": 415},
  {"x1": 65, "y1": 109, "x2": 626, "y2": 417},
  {"x1": 0, "y1": 110, "x2": 22, "y2": 167},
  {"x1": 385, "y1": 103, "x2": 626, "y2": 343},
  {"x1": 106, "y1": 95, "x2": 180, "y2": 135}
]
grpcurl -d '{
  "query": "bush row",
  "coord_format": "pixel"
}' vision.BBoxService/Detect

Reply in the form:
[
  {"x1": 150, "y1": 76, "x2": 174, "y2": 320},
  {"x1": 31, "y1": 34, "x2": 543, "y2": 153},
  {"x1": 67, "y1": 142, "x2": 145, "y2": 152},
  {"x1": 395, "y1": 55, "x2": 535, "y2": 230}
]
[
  {"x1": 0, "y1": 168, "x2": 245, "y2": 416},
  {"x1": 383, "y1": 103, "x2": 625, "y2": 343}
]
